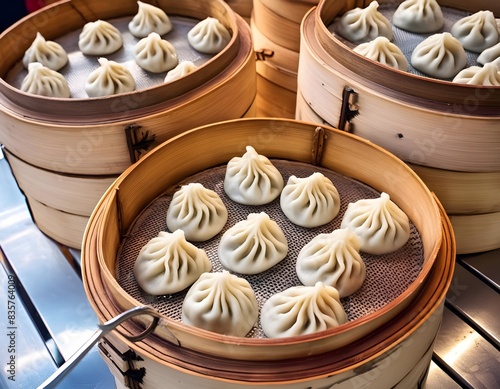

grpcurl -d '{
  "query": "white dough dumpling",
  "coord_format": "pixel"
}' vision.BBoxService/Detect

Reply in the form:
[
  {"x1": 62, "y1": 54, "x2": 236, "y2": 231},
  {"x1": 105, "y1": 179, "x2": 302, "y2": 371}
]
[
  {"x1": 450, "y1": 10, "x2": 499, "y2": 53},
  {"x1": 21, "y1": 62, "x2": 70, "y2": 98},
  {"x1": 164, "y1": 61, "x2": 197, "y2": 82},
  {"x1": 341, "y1": 192, "x2": 410, "y2": 255},
  {"x1": 134, "y1": 32, "x2": 178, "y2": 73},
  {"x1": 182, "y1": 271, "x2": 259, "y2": 337},
  {"x1": 411, "y1": 32, "x2": 466, "y2": 79},
  {"x1": 85, "y1": 58, "x2": 135, "y2": 97},
  {"x1": 477, "y1": 42, "x2": 500, "y2": 66},
  {"x1": 392, "y1": 0, "x2": 444, "y2": 33},
  {"x1": 218, "y1": 212, "x2": 288, "y2": 275},
  {"x1": 260, "y1": 282, "x2": 347, "y2": 338},
  {"x1": 224, "y1": 145, "x2": 284, "y2": 205},
  {"x1": 296, "y1": 228, "x2": 366, "y2": 298},
  {"x1": 133, "y1": 230, "x2": 212, "y2": 295},
  {"x1": 354, "y1": 36, "x2": 408, "y2": 71},
  {"x1": 166, "y1": 183, "x2": 228, "y2": 242},
  {"x1": 23, "y1": 32, "x2": 68, "y2": 71},
  {"x1": 337, "y1": 1, "x2": 393, "y2": 43},
  {"x1": 187, "y1": 17, "x2": 231, "y2": 54},
  {"x1": 78, "y1": 20, "x2": 123, "y2": 56},
  {"x1": 128, "y1": 1, "x2": 172, "y2": 38},
  {"x1": 280, "y1": 172, "x2": 340, "y2": 228},
  {"x1": 453, "y1": 63, "x2": 500, "y2": 86}
]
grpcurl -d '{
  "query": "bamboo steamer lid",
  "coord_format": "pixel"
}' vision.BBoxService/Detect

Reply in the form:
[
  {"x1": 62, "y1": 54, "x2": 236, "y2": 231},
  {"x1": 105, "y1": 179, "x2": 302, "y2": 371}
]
[
  {"x1": 81, "y1": 118, "x2": 444, "y2": 363},
  {"x1": 298, "y1": 2, "x2": 500, "y2": 173},
  {"x1": 81, "y1": 141, "x2": 455, "y2": 387},
  {"x1": 0, "y1": 0, "x2": 256, "y2": 175}
]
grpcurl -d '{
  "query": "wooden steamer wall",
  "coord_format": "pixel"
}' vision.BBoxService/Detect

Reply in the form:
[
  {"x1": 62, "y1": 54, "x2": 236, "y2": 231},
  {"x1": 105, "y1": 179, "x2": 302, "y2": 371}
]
[
  {"x1": 82, "y1": 118, "x2": 455, "y2": 388},
  {"x1": 0, "y1": 0, "x2": 256, "y2": 248},
  {"x1": 295, "y1": 0, "x2": 500, "y2": 254}
]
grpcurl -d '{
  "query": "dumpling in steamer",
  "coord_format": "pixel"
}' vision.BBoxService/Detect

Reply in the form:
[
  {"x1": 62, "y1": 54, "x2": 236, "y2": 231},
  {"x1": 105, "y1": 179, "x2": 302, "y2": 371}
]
[
  {"x1": 133, "y1": 230, "x2": 212, "y2": 295},
  {"x1": 452, "y1": 63, "x2": 500, "y2": 86},
  {"x1": 85, "y1": 58, "x2": 135, "y2": 97},
  {"x1": 21, "y1": 62, "x2": 70, "y2": 98},
  {"x1": 280, "y1": 172, "x2": 340, "y2": 228},
  {"x1": 78, "y1": 20, "x2": 123, "y2": 56},
  {"x1": 296, "y1": 228, "x2": 366, "y2": 298},
  {"x1": 134, "y1": 32, "x2": 178, "y2": 73},
  {"x1": 187, "y1": 17, "x2": 232, "y2": 54},
  {"x1": 411, "y1": 32, "x2": 466, "y2": 79},
  {"x1": 128, "y1": 1, "x2": 172, "y2": 38},
  {"x1": 477, "y1": 42, "x2": 500, "y2": 66},
  {"x1": 340, "y1": 192, "x2": 410, "y2": 255},
  {"x1": 164, "y1": 61, "x2": 197, "y2": 82},
  {"x1": 450, "y1": 10, "x2": 499, "y2": 53},
  {"x1": 337, "y1": 1, "x2": 393, "y2": 43},
  {"x1": 224, "y1": 145, "x2": 284, "y2": 205},
  {"x1": 23, "y1": 32, "x2": 68, "y2": 71},
  {"x1": 166, "y1": 183, "x2": 228, "y2": 242},
  {"x1": 392, "y1": 0, "x2": 444, "y2": 34},
  {"x1": 260, "y1": 282, "x2": 347, "y2": 338},
  {"x1": 218, "y1": 212, "x2": 288, "y2": 275},
  {"x1": 354, "y1": 36, "x2": 408, "y2": 71},
  {"x1": 182, "y1": 271, "x2": 259, "y2": 337}
]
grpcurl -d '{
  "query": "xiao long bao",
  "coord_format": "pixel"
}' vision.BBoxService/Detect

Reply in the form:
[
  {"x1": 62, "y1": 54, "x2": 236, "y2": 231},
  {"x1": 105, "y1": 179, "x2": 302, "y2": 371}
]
[
  {"x1": 187, "y1": 17, "x2": 232, "y2": 54},
  {"x1": 164, "y1": 61, "x2": 197, "y2": 83},
  {"x1": 133, "y1": 230, "x2": 212, "y2": 296},
  {"x1": 354, "y1": 36, "x2": 408, "y2": 71},
  {"x1": 128, "y1": 1, "x2": 173, "y2": 38},
  {"x1": 181, "y1": 271, "x2": 259, "y2": 337},
  {"x1": 134, "y1": 32, "x2": 178, "y2": 73},
  {"x1": 23, "y1": 32, "x2": 68, "y2": 71},
  {"x1": 21, "y1": 62, "x2": 70, "y2": 98},
  {"x1": 450, "y1": 10, "x2": 499, "y2": 53},
  {"x1": 392, "y1": 0, "x2": 444, "y2": 34},
  {"x1": 84, "y1": 58, "x2": 135, "y2": 97},
  {"x1": 78, "y1": 20, "x2": 123, "y2": 56}
]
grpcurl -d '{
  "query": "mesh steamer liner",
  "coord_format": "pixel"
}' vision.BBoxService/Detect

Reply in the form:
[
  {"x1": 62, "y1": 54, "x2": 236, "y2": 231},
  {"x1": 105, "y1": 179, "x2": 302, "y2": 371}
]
[{"x1": 82, "y1": 118, "x2": 443, "y2": 361}]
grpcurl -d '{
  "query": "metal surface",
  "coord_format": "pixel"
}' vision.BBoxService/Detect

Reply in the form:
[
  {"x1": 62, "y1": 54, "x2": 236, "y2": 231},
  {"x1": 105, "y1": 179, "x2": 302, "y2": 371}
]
[{"x1": 0, "y1": 148, "x2": 499, "y2": 388}]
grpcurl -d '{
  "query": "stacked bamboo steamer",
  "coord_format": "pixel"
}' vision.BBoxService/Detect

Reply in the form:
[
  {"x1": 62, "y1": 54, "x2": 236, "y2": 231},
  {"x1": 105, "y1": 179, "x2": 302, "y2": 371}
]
[
  {"x1": 0, "y1": 0, "x2": 257, "y2": 248},
  {"x1": 82, "y1": 117, "x2": 455, "y2": 388},
  {"x1": 296, "y1": 0, "x2": 500, "y2": 254},
  {"x1": 224, "y1": 0, "x2": 253, "y2": 23},
  {"x1": 251, "y1": 0, "x2": 317, "y2": 118}
]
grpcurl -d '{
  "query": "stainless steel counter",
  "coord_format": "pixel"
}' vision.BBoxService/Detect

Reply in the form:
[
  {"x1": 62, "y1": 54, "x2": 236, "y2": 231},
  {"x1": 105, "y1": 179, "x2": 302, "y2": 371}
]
[{"x1": 0, "y1": 150, "x2": 498, "y2": 388}]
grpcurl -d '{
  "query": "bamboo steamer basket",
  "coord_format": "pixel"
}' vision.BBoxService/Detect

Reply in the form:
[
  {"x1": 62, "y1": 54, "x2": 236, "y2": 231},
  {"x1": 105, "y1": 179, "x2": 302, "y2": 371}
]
[
  {"x1": 450, "y1": 212, "x2": 500, "y2": 254},
  {"x1": 255, "y1": 74, "x2": 297, "y2": 118},
  {"x1": 297, "y1": 3, "x2": 500, "y2": 253},
  {"x1": 0, "y1": 0, "x2": 256, "y2": 175},
  {"x1": 82, "y1": 117, "x2": 445, "y2": 362},
  {"x1": 81, "y1": 117, "x2": 455, "y2": 386},
  {"x1": 225, "y1": 0, "x2": 253, "y2": 22}
]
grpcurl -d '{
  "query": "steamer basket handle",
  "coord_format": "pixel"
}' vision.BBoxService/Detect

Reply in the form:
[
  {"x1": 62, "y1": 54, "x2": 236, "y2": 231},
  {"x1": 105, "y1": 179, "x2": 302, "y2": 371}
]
[{"x1": 37, "y1": 305, "x2": 161, "y2": 389}]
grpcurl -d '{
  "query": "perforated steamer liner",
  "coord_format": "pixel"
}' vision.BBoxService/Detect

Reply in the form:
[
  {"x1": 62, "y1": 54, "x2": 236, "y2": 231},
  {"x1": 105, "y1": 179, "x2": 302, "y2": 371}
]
[{"x1": 82, "y1": 118, "x2": 443, "y2": 361}]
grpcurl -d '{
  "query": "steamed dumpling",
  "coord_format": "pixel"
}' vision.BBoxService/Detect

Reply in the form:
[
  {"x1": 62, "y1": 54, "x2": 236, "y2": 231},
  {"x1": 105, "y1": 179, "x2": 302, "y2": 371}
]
[
  {"x1": 134, "y1": 32, "x2": 178, "y2": 73},
  {"x1": 296, "y1": 228, "x2": 366, "y2": 298},
  {"x1": 23, "y1": 32, "x2": 68, "y2": 71},
  {"x1": 477, "y1": 42, "x2": 500, "y2": 66},
  {"x1": 182, "y1": 271, "x2": 259, "y2": 337},
  {"x1": 337, "y1": 1, "x2": 393, "y2": 43},
  {"x1": 218, "y1": 212, "x2": 288, "y2": 275},
  {"x1": 280, "y1": 172, "x2": 340, "y2": 228},
  {"x1": 260, "y1": 282, "x2": 347, "y2": 338},
  {"x1": 21, "y1": 62, "x2": 70, "y2": 98},
  {"x1": 187, "y1": 17, "x2": 231, "y2": 54},
  {"x1": 411, "y1": 32, "x2": 466, "y2": 79},
  {"x1": 128, "y1": 1, "x2": 172, "y2": 38},
  {"x1": 392, "y1": 0, "x2": 444, "y2": 33},
  {"x1": 78, "y1": 20, "x2": 123, "y2": 56},
  {"x1": 133, "y1": 230, "x2": 212, "y2": 295},
  {"x1": 224, "y1": 145, "x2": 284, "y2": 205},
  {"x1": 166, "y1": 183, "x2": 228, "y2": 242},
  {"x1": 450, "y1": 10, "x2": 499, "y2": 53},
  {"x1": 354, "y1": 36, "x2": 408, "y2": 71},
  {"x1": 164, "y1": 61, "x2": 197, "y2": 82},
  {"x1": 85, "y1": 57, "x2": 135, "y2": 97},
  {"x1": 340, "y1": 192, "x2": 410, "y2": 255},
  {"x1": 452, "y1": 63, "x2": 500, "y2": 86}
]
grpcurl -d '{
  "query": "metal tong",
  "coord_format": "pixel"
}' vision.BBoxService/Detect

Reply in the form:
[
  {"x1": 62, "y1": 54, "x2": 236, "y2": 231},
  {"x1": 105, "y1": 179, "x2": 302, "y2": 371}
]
[{"x1": 37, "y1": 305, "x2": 161, "y2": 389}]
